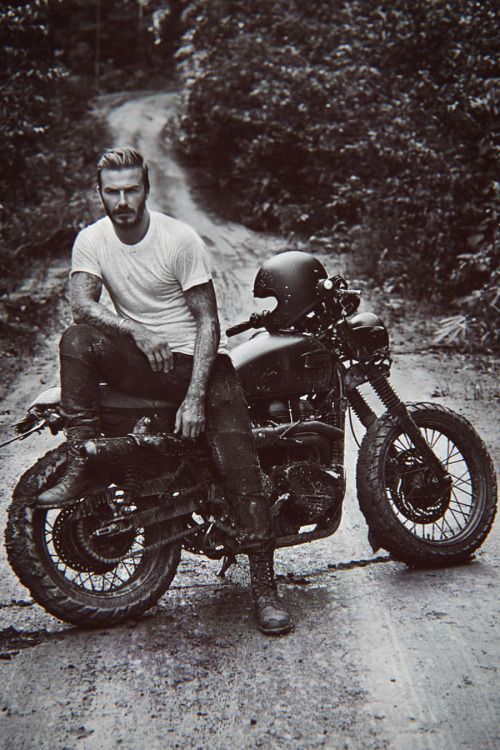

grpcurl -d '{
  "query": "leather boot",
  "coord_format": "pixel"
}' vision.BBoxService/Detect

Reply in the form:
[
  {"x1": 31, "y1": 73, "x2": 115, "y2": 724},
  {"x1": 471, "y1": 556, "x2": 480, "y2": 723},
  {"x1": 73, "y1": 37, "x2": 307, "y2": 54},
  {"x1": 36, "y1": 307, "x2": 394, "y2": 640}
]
[
  {"x1": 38, "y1": 424, "x2": 98, "y2": 508},
  {"x1": 249, "y1": 548, "x2": 293, "y2": 636}
]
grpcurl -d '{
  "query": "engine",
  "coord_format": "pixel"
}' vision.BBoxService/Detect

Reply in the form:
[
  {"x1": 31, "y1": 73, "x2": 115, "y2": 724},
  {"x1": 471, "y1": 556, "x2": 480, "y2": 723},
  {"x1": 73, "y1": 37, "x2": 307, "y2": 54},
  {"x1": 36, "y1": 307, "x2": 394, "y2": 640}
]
[
  {"x1": 255, "y1": 396, "x2": 316, "y2": 424},
  {"x1": 271, "y1": 461, "x2": 344, "y2": 536},
  {"x1": 250, "y1": 397, "x2": 345, "y2": 536}
]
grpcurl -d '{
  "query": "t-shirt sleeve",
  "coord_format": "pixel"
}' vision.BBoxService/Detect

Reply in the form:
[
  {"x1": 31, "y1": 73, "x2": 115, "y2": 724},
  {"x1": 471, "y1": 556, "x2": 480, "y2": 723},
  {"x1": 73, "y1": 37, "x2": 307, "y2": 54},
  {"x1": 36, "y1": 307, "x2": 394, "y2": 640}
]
[
  {"x1": 173, "y1": 229, "x2": 212, "y2": 291},
  {"x1": 70, "y1": 229, "x2": 103, "y2": 280}
]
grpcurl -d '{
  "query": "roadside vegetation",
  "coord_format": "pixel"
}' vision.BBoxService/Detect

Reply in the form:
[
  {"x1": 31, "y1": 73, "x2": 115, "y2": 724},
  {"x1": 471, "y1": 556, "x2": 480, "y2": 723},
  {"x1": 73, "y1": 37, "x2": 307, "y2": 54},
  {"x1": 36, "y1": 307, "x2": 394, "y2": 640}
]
[
  {"x1": 2, "y1": 2, "x2": 96, "y2": 294},
  {"x1": 176, "y1": 0, "x2": 499, "y2": 350},
  {"x1": 1, "y1": 1, "x2": 497, "y2": 352},
  {"x1": 0, "y1": 0, "x2": 176, "y2": 391},
  {"x1": 0, "y1": 0, "x2": 181, "y2": 297}
]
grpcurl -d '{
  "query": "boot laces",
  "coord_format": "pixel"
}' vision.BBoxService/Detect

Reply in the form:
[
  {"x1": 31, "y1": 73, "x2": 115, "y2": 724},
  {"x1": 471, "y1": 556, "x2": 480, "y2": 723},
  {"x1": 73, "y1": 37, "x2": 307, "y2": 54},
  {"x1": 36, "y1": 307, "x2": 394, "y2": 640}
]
[{"x1": 250, "y1": 559, "x2": 277, "y2": 598}]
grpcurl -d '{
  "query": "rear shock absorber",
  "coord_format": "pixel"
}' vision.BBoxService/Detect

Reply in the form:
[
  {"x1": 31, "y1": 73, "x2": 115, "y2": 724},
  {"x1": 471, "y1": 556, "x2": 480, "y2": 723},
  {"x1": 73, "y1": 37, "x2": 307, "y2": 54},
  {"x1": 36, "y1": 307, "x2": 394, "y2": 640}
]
[{"x1": 120, "y1": 464, "x2": 143, "y2": 503}]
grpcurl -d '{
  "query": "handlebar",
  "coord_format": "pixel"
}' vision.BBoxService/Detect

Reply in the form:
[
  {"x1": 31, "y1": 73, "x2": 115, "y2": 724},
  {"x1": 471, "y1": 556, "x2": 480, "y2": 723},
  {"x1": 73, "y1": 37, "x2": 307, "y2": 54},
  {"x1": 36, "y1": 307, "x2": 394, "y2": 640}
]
[
  {"x1": 226, "y1": 320, "x2": 253, "y2": 337},
  {"x1": 316, "y1": 276, "x2": 362, "y2": 318},
  {"x1": 226, "y1": 311, "x2": 268, "y2": 337},
  {"x1": 318, "y1": 276, "x2": 361, "y2": 299},
  {"x1": 226, "y1": 276, "x2": 362, "y2": 337},
  {"x1": 317, "y1": 275, "x2": 359, "y2": 294}
]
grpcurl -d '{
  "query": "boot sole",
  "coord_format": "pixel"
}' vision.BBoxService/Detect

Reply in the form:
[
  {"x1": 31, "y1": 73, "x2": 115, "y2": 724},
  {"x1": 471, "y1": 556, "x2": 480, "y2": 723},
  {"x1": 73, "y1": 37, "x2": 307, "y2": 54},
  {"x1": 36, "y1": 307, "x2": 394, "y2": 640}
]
[
  {"x1": 37, "y1": 480, "x2": 104, "y2": 509},
  {"x1": 36, "y1": 497, "x2": 87, "y2": 510}
]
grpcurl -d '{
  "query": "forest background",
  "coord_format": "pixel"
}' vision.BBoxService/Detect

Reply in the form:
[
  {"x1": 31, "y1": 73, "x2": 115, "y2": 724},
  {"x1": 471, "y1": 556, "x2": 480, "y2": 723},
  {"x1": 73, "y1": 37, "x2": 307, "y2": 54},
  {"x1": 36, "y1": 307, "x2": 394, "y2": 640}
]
[{"x1": 1, "y1": 0, "x2": 498, "y2": 351}]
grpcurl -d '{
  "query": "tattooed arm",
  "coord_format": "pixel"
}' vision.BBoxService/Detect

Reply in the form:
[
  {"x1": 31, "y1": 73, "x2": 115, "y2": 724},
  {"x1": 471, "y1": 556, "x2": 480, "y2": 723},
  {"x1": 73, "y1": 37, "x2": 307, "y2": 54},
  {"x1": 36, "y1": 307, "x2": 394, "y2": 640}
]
[
  {"x1": 71, "y1": 271, "x2": 174, "y2": 372},
  {"x1": 174, "y1": 281, "x2": 221, "y2": 439},
  {"x1": 71, "y1": 271, "x2": 120, "y2": 335}
]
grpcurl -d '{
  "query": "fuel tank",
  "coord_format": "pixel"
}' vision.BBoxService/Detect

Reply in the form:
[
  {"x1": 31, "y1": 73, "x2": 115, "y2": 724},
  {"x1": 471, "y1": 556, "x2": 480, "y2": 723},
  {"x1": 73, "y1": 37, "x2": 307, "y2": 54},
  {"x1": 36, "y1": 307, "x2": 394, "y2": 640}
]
[{"x1": 230, "y1": 331, "x2": 332, "y2": 400}]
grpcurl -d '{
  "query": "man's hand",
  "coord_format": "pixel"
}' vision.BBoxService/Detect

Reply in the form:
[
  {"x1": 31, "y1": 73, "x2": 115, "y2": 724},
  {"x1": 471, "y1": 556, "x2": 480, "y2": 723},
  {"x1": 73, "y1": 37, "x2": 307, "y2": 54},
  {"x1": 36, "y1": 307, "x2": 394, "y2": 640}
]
[
  {"x1": 131, "y1": 328, "x2": 174, "y2": 373},
  {"x1": 174, "y1": 395, "x2": 206, "y2": 440}
]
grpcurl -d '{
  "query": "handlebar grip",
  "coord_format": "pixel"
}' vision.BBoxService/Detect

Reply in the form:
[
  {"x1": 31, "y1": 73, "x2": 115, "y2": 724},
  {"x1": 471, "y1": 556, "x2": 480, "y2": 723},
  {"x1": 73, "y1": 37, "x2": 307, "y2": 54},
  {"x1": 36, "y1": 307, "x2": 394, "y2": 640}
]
[{"x1": 226, "y1": 320, "x2": 254, "y2": 337}]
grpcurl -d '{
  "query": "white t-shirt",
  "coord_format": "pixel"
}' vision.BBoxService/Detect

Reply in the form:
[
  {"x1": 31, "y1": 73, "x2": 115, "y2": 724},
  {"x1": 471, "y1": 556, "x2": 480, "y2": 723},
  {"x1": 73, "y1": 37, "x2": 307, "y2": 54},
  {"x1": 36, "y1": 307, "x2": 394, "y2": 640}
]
[{"x1": 71, "y1": 211, "x2": 227, "y2": 356}]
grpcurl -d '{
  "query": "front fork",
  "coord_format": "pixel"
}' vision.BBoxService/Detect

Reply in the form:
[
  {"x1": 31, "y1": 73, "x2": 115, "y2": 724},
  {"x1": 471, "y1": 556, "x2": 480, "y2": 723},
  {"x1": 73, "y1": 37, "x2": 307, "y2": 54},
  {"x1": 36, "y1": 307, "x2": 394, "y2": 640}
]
[{"x1": 347, "y1": 364, "x2": 448, "y2": 482}]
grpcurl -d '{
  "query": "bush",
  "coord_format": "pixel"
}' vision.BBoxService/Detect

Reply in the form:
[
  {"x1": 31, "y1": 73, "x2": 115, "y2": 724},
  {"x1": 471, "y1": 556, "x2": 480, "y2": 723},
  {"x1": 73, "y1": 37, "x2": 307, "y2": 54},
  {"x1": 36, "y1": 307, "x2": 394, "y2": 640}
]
[
  {"x1": 0, "y1": 2, "x2": 106, "y2": 292},
  {"x1": 176, "y1": 0, "x2": 499, "y2": 348}
]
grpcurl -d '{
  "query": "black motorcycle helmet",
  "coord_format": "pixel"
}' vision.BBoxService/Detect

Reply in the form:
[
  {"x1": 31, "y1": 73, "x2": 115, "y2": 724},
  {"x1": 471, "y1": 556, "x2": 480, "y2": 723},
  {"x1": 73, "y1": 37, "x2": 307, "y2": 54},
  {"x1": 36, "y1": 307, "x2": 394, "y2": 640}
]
[{"x1": 253, "y1": 251, "x2": 327, "y2": 331}]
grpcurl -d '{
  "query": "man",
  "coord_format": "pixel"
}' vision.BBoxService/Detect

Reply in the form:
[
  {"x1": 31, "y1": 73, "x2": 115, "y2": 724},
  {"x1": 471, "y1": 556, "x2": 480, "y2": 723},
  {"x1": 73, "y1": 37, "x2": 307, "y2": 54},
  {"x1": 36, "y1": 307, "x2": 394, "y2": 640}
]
[{"x1": 37, "y1": 148, "x2": 292, "y2": 636}]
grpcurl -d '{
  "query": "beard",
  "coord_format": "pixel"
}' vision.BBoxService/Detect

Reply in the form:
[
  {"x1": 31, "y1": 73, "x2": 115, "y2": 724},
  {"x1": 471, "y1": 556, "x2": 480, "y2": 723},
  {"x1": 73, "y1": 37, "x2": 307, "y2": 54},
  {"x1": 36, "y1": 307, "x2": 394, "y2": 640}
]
[{"x1": 104, "y1": 199, "x2": 147, "y2": 228}]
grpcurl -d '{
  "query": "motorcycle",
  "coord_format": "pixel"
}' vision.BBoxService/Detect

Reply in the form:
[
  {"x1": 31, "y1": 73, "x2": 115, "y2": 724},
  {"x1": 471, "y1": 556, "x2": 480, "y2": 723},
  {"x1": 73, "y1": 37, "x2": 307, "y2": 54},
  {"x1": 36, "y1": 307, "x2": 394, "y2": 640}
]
[{"x1": 4, "y1": 251, "x2": 497, "y2": 628}]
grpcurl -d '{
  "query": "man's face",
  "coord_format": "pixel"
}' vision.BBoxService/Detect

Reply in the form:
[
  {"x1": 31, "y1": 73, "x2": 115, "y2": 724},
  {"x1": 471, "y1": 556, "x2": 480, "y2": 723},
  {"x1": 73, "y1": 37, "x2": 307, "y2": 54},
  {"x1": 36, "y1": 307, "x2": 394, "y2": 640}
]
[{"x1": 99, "y1": 166, "x2": 148, "y2": 227}]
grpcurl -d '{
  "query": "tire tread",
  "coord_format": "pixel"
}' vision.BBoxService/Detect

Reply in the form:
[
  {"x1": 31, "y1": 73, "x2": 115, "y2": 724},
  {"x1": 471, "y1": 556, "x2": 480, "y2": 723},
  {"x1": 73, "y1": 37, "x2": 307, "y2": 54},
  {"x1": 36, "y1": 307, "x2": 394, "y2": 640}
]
[
  {"x1": 357, "y1": 402, "x2": 497, "y2": 567},
  {"x1": 5, "y1": 446, "x2": 181, "y2": 627}
]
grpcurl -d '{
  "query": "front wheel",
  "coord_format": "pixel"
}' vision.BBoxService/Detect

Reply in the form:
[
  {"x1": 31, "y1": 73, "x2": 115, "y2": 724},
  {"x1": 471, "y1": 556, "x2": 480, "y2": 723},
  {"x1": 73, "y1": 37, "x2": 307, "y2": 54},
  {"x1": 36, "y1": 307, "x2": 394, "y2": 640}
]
[
  {"x1": 5, "y1": 445, "x2": 183, "y2": 627},
  {"x1": 357, "y1": 402, "x2": 497, "y2": 567}
]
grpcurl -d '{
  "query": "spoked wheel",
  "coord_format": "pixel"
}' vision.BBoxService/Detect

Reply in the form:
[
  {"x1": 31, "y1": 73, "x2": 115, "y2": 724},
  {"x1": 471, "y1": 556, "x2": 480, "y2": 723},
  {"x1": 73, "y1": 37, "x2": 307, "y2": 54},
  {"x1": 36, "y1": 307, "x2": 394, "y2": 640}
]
[
  {"x1": 357, "y1": 403, "x2": 497, "y2": 567},
  {"x1": 46, "y1": 502, "x2": 155, "y2": 590},
  {"x1": 5, "y1": 446, "x2": 183, "y2": 627}
]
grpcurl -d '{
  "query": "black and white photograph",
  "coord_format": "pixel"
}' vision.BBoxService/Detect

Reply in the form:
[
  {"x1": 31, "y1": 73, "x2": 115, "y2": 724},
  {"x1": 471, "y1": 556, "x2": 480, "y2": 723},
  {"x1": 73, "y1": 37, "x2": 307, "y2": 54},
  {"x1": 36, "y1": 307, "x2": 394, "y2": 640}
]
[{"x1": 0, "y1": 1, "x2": 498, "y2": 748}]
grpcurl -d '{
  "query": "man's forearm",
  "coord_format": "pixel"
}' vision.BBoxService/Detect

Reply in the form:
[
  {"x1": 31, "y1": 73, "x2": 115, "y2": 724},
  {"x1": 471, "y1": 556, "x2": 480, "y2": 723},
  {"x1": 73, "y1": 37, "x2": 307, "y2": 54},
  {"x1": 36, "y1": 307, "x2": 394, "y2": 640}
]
[
  {"x1": 183, "y1": 281, "x2": 221, "y2": 402},
  {"x1": 186, "y1": 318, "x2": 220, "y2": 400},
  {"x1": 71, "y1": 272, "x2": 145, "y2": 340},
  {"x1": 73, "y1": 299, "x2": 143, "y2": 339}
]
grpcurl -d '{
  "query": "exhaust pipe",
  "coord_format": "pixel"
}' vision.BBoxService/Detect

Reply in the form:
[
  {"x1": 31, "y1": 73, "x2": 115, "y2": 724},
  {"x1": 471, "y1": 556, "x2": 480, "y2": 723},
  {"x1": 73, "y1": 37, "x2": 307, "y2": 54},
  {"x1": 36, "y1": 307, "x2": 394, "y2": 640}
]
[
  {"x1": 253, "y1": 420, "x2": 343, "y2": 446},
  {"x1": 80, "y1": 433, "x2": 185, "y2": 461},
  {"x1": 80, "y1": 420, "x2": 343, "y2": 461}
]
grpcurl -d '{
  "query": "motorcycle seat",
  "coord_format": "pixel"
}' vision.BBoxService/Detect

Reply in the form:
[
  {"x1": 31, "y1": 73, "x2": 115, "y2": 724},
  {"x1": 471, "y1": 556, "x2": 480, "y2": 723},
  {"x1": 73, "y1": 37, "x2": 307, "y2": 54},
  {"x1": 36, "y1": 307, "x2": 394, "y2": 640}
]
[
  {"x1": 29, "y1": 384, "x2": 177, "y2": 410},
  {"x1": 98, "y1": 383, "x2": 177, "y2": 409}
]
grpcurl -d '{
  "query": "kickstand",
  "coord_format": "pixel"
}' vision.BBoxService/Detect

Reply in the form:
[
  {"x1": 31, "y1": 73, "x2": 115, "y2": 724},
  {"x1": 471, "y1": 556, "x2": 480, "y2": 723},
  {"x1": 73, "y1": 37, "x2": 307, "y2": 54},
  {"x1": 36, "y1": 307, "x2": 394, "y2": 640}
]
[{"x1": 217, "y1": 552, "x2": 237, "y2": 578}]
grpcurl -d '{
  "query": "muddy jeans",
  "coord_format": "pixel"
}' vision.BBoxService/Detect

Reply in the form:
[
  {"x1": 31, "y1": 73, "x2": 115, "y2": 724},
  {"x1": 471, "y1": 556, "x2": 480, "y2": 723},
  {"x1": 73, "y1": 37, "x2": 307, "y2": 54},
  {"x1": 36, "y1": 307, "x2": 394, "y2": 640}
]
[{"x1": 59, "y1": 324, "x2": 273, "y2": 549}]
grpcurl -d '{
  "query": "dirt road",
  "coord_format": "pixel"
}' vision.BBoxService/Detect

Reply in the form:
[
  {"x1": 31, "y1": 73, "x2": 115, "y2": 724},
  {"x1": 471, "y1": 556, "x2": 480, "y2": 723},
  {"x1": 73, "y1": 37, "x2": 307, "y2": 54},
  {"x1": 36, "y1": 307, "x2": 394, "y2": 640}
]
[{"x1": 1, "y1": 92, "x2": 498, "y2": 750}]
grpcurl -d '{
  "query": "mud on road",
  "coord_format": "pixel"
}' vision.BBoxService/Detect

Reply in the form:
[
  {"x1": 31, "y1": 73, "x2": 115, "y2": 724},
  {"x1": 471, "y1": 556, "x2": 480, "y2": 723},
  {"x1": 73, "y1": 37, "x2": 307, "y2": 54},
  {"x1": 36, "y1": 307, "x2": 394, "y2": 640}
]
[{"x1": 0, "y1": 92, "x2": 498, "y2": 750}]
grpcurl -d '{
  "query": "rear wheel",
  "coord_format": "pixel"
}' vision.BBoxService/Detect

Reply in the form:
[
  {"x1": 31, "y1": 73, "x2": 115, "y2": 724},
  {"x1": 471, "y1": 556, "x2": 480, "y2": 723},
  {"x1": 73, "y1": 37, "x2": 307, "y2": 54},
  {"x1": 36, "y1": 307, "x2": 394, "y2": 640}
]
[
  {"x1": 5, "y1": 446, "x2": 183, "y2": 627},
  {"x1": 357, "y1": 403, "x2": 497, "y2": 567}
]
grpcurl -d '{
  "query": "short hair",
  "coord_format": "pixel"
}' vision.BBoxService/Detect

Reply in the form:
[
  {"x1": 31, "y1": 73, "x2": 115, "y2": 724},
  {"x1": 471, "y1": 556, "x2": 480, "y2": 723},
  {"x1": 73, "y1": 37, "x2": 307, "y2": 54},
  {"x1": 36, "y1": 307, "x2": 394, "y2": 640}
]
[{"x1": 96, "y1": 148, "x2": 150, "y2": 193}]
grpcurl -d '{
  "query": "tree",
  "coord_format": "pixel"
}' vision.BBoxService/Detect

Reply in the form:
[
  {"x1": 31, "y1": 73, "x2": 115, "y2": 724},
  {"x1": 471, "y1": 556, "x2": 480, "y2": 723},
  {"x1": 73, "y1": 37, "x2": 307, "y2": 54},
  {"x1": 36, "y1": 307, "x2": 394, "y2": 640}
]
[
  {"x1": 0, "y1": 1, "x2": 102, "y2": 289},
  {"x1": 176, "y1": 0, "x2": 499, "y2": 346}
]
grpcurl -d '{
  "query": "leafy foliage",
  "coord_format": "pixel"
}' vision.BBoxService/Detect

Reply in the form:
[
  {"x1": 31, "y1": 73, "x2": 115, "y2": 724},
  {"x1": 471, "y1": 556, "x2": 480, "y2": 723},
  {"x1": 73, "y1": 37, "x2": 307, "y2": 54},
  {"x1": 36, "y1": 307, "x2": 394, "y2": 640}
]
[
  {"x1": 0, "y1": 0, "x2": 178, "y2": 293},
  {"x1": 0, "y1": 1, "x2": 106, "y2": 291},
  {"x1": 176, "y1": 0, "x2": 499, "y2": 348},
  {"x1": 47, "y1": 0, "x2": 181, "y2": 86}
]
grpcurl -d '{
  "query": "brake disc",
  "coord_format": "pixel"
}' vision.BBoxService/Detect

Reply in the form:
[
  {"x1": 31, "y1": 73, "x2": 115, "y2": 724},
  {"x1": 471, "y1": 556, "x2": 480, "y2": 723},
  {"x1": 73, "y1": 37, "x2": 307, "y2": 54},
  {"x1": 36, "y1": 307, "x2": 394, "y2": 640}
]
[{"x1": 388, "y1": 449, "x2": 450, "y2": 523}]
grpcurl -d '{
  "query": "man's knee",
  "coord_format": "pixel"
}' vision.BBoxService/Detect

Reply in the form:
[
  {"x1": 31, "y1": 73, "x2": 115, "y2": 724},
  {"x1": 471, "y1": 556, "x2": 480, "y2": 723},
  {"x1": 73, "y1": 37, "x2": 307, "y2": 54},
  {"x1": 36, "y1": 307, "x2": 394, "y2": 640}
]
[{"x1": 60, "y1": 324, "x2": 103, "y2": 358}]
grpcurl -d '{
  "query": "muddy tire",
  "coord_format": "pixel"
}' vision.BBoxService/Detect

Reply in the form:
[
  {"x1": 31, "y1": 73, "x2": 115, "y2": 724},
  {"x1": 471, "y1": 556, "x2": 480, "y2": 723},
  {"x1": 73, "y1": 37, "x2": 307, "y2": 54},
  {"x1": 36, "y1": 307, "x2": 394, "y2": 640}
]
[
  {"x1": 5, "y1": 445, "x2": 183, "y2": 627},
  {"x1": 357, "y1": 402, "x2": 497, "y2": 567}
]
